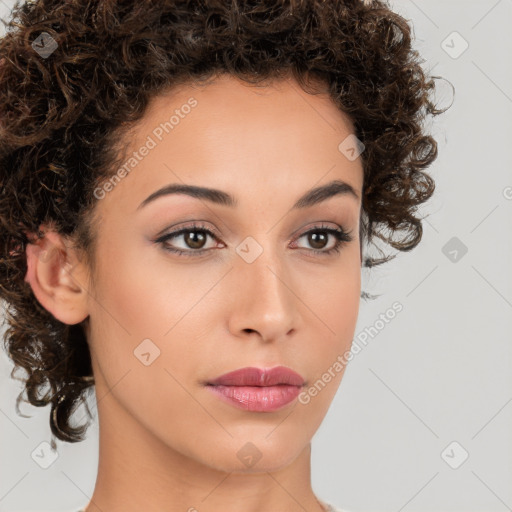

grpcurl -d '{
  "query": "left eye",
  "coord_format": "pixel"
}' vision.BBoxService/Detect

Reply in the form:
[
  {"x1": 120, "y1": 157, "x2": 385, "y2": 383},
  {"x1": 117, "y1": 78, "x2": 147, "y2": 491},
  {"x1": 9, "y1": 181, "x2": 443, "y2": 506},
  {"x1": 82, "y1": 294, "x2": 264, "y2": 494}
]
[{"x1": 155, "y1": 222, "x2": 353, "y2": 258}]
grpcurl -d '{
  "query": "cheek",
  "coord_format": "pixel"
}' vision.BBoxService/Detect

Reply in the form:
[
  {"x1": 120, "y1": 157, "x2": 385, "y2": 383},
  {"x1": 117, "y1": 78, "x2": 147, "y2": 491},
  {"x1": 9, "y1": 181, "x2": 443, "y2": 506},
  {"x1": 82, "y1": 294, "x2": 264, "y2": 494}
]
[
  {"x1": 295, "y1": 254, "x2": 361, "y2": 375},
  {"x1": 86, "y1": 241, "x2": 227, "y2": 396},
  {"x1": 304, "y1": 253, "x2": 361, "y2": 338},
  {"x1": 91, "y1": 240, "x2": 198, "y2": 338},
  {"x1": 332, "y1": 271, "x2": 361, "y2": 342}
]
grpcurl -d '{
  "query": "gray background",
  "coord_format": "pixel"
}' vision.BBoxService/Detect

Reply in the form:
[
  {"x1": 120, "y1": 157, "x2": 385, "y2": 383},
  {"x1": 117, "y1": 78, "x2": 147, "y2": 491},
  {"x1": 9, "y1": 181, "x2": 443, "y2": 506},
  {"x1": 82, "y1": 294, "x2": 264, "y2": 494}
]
[{"x1": 1, "y1": 1, "x2": 511, "y2": 511}]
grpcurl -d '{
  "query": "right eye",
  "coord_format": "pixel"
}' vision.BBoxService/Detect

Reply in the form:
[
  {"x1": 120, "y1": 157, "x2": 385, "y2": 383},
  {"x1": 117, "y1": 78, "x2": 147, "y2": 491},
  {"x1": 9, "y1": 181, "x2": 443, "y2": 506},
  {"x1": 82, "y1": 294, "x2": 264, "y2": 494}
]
[{"x1": 154, "y1": 222, "x2": 223, "y2": 258}]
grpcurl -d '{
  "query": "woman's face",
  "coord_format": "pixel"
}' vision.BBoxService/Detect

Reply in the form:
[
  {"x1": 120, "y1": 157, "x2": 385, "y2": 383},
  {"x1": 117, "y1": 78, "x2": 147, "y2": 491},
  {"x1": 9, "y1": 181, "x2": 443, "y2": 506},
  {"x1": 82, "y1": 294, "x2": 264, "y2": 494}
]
[{"x1": 83, "y1": 73, "x2": 363, "y2": 472}]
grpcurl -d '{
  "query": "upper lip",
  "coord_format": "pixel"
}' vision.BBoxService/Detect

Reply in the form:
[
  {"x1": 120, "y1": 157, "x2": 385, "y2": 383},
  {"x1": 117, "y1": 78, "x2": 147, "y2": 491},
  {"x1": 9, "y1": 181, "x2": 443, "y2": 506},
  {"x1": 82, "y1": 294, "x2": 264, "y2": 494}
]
[{"x1": 206, "y1": 366, "x2": 305, "y2": 387}]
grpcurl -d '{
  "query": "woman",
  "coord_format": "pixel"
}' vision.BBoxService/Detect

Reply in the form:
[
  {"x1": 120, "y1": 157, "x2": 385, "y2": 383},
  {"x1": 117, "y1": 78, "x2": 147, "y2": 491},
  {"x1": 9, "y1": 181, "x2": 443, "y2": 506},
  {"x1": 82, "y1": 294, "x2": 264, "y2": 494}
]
[{"x1": 0, "y1": 0, "x2": 448, "y2": 511}]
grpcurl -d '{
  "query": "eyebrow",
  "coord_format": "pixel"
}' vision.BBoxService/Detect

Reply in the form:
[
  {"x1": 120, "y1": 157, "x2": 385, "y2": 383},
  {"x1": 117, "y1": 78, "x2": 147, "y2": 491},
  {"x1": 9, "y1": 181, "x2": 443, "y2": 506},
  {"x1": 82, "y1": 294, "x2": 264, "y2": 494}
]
[{"x1": 137, "y1": 179, "x2": 359, "y2": 211}]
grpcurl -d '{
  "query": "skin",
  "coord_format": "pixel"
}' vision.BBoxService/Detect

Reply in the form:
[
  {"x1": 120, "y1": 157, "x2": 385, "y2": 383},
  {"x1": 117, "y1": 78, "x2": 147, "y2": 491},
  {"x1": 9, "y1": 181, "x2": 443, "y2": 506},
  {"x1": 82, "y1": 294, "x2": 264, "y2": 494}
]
[{"x1": 24, "y1": 73, "x2": 363, "y2": 512}]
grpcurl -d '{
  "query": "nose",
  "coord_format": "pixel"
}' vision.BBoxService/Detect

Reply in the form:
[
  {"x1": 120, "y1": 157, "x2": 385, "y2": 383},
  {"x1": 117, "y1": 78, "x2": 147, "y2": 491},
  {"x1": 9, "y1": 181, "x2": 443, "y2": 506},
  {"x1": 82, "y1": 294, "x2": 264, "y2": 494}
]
[{"x1": 226, "y1": 244, "x2": 300, "y2": 344}]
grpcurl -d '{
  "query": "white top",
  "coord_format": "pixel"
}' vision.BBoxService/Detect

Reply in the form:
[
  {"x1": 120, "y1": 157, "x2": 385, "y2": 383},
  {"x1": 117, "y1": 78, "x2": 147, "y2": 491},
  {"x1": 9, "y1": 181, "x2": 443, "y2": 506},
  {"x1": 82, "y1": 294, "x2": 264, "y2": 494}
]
[{"x1": 322, "y1": 499, "x2": 351, "y2": 512}]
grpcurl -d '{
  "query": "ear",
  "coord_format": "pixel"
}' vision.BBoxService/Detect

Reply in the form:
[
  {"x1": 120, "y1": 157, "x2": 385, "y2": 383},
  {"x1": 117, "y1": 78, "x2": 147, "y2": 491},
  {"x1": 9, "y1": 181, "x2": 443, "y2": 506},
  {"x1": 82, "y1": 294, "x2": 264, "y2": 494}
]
[{"x1": 23, "y1": 225, "x2": 90, "y2": 325}]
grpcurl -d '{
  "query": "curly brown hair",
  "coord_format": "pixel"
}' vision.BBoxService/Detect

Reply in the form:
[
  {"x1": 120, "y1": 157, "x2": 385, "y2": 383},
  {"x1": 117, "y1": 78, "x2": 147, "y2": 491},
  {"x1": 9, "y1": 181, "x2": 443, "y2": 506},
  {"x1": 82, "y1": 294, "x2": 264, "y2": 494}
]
[{"x1": 0, "y1": 0, "x2": 450, "y2": 447}]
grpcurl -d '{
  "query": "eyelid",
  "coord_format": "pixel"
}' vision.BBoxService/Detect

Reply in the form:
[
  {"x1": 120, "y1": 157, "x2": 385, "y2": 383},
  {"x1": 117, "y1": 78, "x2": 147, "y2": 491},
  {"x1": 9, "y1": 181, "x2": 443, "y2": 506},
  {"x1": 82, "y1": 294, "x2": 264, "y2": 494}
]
[{"x1": 155, "y1": 220, "x2": 222, "y2": 239}]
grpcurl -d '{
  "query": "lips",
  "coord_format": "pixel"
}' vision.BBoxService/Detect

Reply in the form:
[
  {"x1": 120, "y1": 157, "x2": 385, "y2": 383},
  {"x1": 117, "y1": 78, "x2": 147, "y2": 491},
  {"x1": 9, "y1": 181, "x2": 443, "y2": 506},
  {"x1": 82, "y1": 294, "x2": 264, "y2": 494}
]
[
  {"x1": 206, "y1": 366, "x2": 305, "y2": 387},
  {"x1": 205, "y1": 366, "x2": 306, "y2": 412}
]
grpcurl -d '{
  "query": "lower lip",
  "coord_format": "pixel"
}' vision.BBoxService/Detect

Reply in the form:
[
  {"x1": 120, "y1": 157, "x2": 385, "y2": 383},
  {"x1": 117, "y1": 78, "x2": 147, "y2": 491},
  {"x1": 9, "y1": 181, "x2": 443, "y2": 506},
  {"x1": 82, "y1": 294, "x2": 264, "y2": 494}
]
[{"x1": 205, "y1": 384, "x2": 302, "y2": 412}]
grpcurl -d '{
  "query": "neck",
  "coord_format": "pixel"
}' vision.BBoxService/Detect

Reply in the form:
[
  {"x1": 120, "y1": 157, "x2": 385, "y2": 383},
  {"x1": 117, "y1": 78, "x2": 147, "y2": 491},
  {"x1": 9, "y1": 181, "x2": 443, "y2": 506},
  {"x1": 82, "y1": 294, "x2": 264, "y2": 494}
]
[{"x1": 82, "y1": 378, "x2": 328, "y2": 512}]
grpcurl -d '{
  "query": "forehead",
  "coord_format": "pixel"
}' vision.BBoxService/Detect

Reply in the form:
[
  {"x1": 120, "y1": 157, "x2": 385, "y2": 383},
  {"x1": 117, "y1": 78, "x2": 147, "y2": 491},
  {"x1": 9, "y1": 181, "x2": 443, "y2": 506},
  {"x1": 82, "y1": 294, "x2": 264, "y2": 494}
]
[
  {"x1": 140, "y1": 73, "x2": 357, "y2": 140},
  {"x1": 95, "y1": 73, "x2": 363, "y2": 219}
]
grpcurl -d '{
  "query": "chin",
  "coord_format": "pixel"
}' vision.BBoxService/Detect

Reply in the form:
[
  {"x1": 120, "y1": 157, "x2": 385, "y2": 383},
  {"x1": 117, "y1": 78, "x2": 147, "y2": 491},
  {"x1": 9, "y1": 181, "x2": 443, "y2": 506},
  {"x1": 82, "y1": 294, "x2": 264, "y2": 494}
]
[{"x1": 195, "y1": 435, "x2": 308, "y2": 474}]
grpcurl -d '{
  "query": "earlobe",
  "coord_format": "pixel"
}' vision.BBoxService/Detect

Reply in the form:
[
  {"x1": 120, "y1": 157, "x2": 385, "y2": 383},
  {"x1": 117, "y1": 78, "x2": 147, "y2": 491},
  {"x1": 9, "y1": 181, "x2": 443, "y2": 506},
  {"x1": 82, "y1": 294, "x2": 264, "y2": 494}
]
[{"x1": 24, "y1": 227, "x2": 89, "y2": 325}]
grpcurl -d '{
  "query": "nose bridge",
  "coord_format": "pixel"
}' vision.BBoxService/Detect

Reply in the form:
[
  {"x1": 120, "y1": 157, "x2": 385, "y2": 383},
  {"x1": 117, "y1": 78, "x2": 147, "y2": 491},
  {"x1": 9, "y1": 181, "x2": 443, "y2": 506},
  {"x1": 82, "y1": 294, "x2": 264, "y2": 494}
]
[
  {"x1": 237, "y1": 233, "x2": 289, "y2": 305},
  {"x1": 229, "y1": 233, "x2": 298, "y2": 339}
]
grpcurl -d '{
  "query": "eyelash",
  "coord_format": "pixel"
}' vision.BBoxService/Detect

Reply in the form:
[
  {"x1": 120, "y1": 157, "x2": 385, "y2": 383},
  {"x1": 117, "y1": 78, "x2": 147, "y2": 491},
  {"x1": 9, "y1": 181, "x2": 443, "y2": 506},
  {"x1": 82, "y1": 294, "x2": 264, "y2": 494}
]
[{"x1": 154, "y1": 222, "x2": 354, "y2": 259}]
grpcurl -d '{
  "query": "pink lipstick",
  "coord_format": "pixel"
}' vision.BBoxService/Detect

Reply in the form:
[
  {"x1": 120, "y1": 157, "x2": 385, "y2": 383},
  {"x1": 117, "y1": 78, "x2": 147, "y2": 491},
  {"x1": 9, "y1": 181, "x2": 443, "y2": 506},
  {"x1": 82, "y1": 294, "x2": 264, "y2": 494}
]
[{"x1": 205, "y1": 366, "x2": 305, "y2": 412}]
